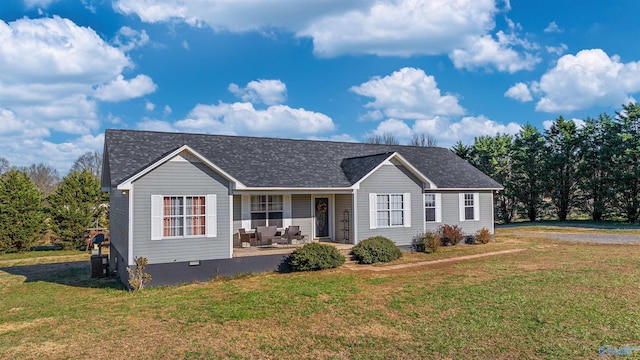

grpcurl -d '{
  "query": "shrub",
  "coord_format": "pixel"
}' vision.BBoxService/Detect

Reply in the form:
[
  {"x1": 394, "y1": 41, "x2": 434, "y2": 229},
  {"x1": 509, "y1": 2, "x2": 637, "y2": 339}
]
[
  {"x1": 127, "y1": 256, "x2": 152, "y2": 292},
  {"x1": 352, "y1": 236, "x2": 402, "y2": 264},
  {"x1": 288, "y1": 243, "x2": 345, "y2": 271},
  {"x1": 475, "y1": 227, "x2": 491, "y2": 244},
  {"x1": 413, "y1": 231, "x2": 440, "y2": 253},
  {"x1": 439, "y1": 224, "x2": 464, "y2": 246}
]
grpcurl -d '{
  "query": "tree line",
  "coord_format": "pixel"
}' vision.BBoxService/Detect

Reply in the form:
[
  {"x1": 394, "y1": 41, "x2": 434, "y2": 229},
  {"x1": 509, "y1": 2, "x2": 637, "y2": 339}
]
[
  {"x1": 0, "y1": 151, "x2": 108, "y2": 253},
  {"x1": 451, "y1": 101, "x2": 640, "y2": 224}
]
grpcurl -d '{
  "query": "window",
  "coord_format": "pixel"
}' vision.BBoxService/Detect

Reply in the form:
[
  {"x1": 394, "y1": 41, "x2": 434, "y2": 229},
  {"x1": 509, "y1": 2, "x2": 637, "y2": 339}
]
[
  {"x1": 151, "y1": 194, "x2": 216, "y2": 240},
  {"x1": 425, "y1": 193, "x2": 441, "y2": 222},
  {"x1": 369, "y1": 193, "x2": 411, "y2": 229},
  {"x1": 459, "y1": 193, "x2": 479, "y2": 221},
  {"x1": 250, "y1": 195, "x2": 283, "y2": 228}
]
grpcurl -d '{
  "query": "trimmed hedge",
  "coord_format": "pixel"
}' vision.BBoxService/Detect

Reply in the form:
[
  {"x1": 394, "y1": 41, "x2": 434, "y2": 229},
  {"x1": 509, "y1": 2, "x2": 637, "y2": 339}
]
[
  {"x1": 352, "y1": 236, "x2": 402, "y2": 264},
  {"x1": 288, "y1": 243, "x2": 345, "y2": 271}
]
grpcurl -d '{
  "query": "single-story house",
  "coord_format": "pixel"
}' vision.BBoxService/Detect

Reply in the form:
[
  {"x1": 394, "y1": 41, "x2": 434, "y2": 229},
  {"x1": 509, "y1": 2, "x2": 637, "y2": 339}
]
[{"x1": 101, "y1": 129, "x2": 502, "y2": 286}]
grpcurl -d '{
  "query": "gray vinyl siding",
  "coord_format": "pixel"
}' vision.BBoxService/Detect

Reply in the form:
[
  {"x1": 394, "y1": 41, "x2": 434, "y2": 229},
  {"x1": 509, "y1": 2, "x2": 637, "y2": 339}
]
[
  {"x1": 132, "y1": 158, "x2": 231, "y2": 264},
  {"x1": 334, "y1": 194, "x2": 353, "y2": 244},
  {"x1": 108, "y1": 188, "x2": 129, "y2": 266},
  {"x1": 424, "y1": 191, "x2": 494, "y2": 235},
  {"x1": 291, "y1": 194, "x2": 312, "y2": 238},
  {"x1": 356, "y1": 164, "x2": 423, "y2": 246}
]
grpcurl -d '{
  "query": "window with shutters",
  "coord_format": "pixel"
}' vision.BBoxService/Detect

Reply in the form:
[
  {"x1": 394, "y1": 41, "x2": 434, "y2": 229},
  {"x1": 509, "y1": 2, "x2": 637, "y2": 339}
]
[{"x1": 152, "y1": 194, "x2": 216, "y2": 240}]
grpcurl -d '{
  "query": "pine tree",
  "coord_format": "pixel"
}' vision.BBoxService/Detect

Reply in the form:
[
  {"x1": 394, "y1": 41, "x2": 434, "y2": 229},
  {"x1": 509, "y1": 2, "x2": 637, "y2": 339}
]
[
  {"x1": 0, "y1": 170, "x2": 46, "y2": 252},
  {"x1": 544, "y1": 116, "x2": 579, "y2": 221},
  {"x1": 47, "y1": 169, "x2": 108, "y2": 249},
  {"x1": 511, "y1": 124, "x2": 546, "y2": 222}
]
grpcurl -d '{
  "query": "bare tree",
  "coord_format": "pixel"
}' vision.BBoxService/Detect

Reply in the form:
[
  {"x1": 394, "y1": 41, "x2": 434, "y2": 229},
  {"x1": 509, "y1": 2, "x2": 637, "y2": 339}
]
[
  {"x1": 0, "y1": 158, "x2": 9, "y2": 176},
  {"x1": 22, "y1": 163, "x2": 60, "y2": 196},
  {"x1": 409, "y1": 133, "x2": 438, "y2": 147},
  {"x1": 71, "y1": 151, "x2": 102, "y2": 178},
  {"x1": 365, "y1": 132, "x2": 399, "y2": 145}
]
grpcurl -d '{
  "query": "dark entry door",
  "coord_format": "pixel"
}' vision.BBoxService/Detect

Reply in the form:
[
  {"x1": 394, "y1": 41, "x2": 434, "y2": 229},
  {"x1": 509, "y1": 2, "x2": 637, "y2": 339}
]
[{"x1": 315, "y1": 197, "x2": 329, "y2": 238}]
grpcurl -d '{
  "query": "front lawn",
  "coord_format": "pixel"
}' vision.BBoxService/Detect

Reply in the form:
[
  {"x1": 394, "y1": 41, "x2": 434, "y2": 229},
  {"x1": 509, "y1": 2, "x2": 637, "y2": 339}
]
[{"x1": 1, "y1": 227, "x2": 639, "y2": 359}]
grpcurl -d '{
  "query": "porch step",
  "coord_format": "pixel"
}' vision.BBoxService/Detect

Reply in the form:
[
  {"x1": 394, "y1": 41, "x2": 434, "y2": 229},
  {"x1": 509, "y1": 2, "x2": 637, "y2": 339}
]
[{"x1": 339, "y1": 248, "x2": 357, "y2": 265}]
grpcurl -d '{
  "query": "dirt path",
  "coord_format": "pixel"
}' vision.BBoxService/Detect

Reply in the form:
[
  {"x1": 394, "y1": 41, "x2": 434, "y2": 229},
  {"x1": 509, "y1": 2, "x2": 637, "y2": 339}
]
[{"x1": 344, "y1": 248, "x2": 528, "y2": 272}]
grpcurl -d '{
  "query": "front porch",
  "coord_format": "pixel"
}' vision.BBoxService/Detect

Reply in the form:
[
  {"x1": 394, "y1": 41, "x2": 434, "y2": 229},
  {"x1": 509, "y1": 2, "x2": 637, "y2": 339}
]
[{"x1": 233, "y1": 241, "x2": 354, "y2": 258}]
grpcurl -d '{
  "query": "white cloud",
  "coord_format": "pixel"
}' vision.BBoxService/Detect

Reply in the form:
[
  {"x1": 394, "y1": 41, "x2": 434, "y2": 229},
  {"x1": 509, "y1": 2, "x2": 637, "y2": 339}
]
[
  {"x1": 163, "y1": 105, "x2": 172, "y2": 115},
  {"x1": 228, "y1": 79, "x2": 287, "y2": 106},
  {"x1": 174, "y1": 102, "x2": 335, "y2": 137},
  {"x1": 504, "y1": 82, "x2": 533, "y2": 102},
  {"x1": 546, "y1": 43, "x2": 568, "y2": 56},
  {"x1": 449, "y1": 31, "x2": 541, "y2": 73},
  {"x1": 535, "y1": 49, "x2": 640, "y2": 112},
  {"x1": 94, "y1": 74, "x2": 157, "y2": 101},
  {"x1": 365, "y1": 114, "x2": 521, "y2": 147},
  {"x1": 145, "y1": 100, "x2": 155, "y2": 111},
  {"x1": 544, "y1": 21, "x2": 562, "y2": 33},
  {"x1": 136, "y1": 118, "x2": 177, "y2": 132},
  {"x1": 24, "y1": 0, "x2": 59, "y2": 8},
  {"x1": 0, "y1": 16, "x2": 155, "y2": 173},
  {"x1": 350, "y1": 67, "x2": 464, "y2": 119},
  {"x1": 112, "y1": 26, "x2": 149, "y2": 51},
  {"x1": 308, "y1": 133, "x2": 359, "y2": 143},
  {"x1": 113, "y1": 0, "x2": 532, "y2": 66}
]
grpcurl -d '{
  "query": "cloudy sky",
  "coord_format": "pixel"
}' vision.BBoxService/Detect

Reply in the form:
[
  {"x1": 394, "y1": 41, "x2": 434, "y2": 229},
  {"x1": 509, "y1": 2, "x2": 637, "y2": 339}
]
[{"x1": 2, "y1": 0, "x2": 640, "y2": 174}]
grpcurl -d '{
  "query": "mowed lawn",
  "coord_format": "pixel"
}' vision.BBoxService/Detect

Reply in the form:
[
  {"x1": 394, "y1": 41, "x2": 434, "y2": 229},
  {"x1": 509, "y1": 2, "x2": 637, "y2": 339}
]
[{"x1": 1, "y1": 226, "x2": 640, "y2": 359}]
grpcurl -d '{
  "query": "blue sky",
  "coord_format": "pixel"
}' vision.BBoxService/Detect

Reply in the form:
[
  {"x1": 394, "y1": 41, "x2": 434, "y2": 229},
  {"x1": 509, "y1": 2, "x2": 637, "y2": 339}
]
[{"x1": 2, "y1": 0, "x2": 640, "y2": 174}]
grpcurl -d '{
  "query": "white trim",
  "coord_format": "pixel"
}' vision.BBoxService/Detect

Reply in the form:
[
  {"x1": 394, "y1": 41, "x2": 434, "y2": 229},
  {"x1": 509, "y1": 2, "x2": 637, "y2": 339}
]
[
  {"x1": 424, "y1": 193, "x2": 442, "y2": 223},
  {"x1": 151, "y1": 195, "x2": 162, "y2": 240},
  {"x1": 435, "y1": 193, "x2": 442, "y2": 223},
  {"x1": 352, "y1": 189, "x2": 358, "y2": 245},
  {"x1": 235, "y1": 188, "x2": 353, "y2": 194},
  {"x1": 128, "y1": 187, "x2": 134, "y2": 266},
  {"x1": 116, "y1": 145, "x2": 243, "y2": 190},
  {"x1": 206, "y1": 194, "x2": 217, "y2": 238},
  {"x1": 311, "y1": 195, "x2": 333, "y2": 240},
  {"x1": 459, "y1": 192, "x2": 480, "y2": 222},
  {"x1": 369, "y1": 193, "x2": 377, "y2": 229},
  {"x1": 404, "y1": 193, "x2": 411, "y2": 228},
  {"x1": 352, "y1": 152, "x2": 436, "y2": 189},
  {"x1": 473, "y1": 192, "x2": 480, "y2": 221},
  {"x1": 229, "y1": 195, "x2": 233, "y2": 258},
  {"x1": 433, "y1": 187, "x2": 503, "y2": 191}
]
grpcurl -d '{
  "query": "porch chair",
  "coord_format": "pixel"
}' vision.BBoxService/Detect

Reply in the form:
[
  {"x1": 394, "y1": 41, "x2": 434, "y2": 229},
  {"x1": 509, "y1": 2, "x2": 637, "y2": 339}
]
[
  {"x1": 285, "y1": 225, "x2": 303, "y2": 242},
  {"x1": 256, "y1": 225, "x2": 278, "y2": 245},
  {"x1": 238, "y1": 228, "x2": 257, "y2": 246}
]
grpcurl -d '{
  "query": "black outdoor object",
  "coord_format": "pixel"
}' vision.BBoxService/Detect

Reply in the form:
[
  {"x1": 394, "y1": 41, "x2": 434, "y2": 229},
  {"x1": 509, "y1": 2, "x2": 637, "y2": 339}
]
[{"x1": 92, "y1": 233, "x2": 105, "y2": 246}]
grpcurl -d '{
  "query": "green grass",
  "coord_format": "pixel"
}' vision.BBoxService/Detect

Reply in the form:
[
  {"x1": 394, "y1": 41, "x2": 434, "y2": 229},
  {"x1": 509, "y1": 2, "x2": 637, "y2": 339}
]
[{"x1": 1, "y1": 227, "x2": 640, "y2": 359}]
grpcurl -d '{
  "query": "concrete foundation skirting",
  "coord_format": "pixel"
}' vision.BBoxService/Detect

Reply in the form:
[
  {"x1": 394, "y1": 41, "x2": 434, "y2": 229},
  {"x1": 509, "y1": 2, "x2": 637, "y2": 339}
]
[{"x1": 142, "y1": 253, "x2": 290, "y2": 287}]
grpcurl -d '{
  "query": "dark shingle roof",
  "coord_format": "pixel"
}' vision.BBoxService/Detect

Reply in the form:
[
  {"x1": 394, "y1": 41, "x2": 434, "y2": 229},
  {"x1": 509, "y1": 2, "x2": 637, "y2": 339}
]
[{"x1": 103, "y1": 129, "x2": 502, "y2": 189}]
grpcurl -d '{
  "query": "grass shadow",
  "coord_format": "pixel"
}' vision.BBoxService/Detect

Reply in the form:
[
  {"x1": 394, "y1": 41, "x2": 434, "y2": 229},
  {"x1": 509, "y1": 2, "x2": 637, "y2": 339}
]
[{"x1": 0, "y1": 260, "x2": 125, "y2": 290}]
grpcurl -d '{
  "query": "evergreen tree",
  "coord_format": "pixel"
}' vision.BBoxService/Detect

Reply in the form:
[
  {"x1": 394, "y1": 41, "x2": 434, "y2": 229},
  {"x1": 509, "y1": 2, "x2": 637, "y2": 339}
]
[
  {"x1": 576, "y1": 114, "x2": 617, "y2": 221},
  {"x1": 613, "y1": 102, "x2": 640, "y2": 222},
  {"x1": 451, "y1": 141, "x2": 471, "y2": 160},
  {"x1": 0, "y1": 170, "x2": 46, "y2": 252},
  {"x1": 544, "y1": 116, "x2": 579, "y2": 221},
  {"x1": 511, "y1": 124, "x2": 546, "y2": 221},
  {"x1": 47, "y1": 169, "x2": 108, "y2": 249}
]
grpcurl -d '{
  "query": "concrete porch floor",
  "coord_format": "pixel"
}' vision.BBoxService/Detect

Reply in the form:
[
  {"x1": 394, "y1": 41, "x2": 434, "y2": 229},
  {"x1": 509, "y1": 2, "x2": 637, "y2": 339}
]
[{"x1": 233, "y1": 241, "x2": 354, "y2": 258}]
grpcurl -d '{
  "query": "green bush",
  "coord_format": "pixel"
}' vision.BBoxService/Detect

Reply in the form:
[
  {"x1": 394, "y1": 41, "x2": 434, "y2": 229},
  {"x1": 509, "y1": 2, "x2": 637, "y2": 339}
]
[
  {"x1": 352, "y1": 236, "x2": 402, "y2": 264},
  {"x1": 475, "y1": 227, "x2": 491, "y2": 244},
  {"x1": 414, "y1": 231, "x2": 440, "y2": 253},
  {"x1": 288, "y1": 243, "x2": 345, "y2": 271},
  {"x1": 439, "y1": 224, "x2": 464, "y2": 246}
]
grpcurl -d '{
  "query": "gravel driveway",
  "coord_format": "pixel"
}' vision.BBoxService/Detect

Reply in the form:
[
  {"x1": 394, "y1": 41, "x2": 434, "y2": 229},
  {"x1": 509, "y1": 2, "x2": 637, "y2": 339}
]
[{"x1": 532, "y1": 232, "x2": 640, "y2": 245}]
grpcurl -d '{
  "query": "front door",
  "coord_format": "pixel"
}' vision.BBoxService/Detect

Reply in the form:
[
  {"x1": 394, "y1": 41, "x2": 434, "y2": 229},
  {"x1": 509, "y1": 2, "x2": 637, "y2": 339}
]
[{"x1": 315, "y1": 197, "x2": 330, "y2": 238}]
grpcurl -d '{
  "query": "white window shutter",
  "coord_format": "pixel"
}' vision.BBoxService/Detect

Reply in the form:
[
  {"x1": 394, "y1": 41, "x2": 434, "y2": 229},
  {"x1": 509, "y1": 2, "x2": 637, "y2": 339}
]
[
  {"x1": 369, "y1": 193, "x2": 377, "y2": 229},
  {"x1": 435, "y1": 193, "x2": 442, "y2": 223},
  {"x1": 241, "y1": 195, "x2": 251, "y2": 229},
  {"x1": 404, "y1": 193, "x2": 411, "y2": 227},
  {"x1": 151, "y1": 195, "x2": 162, "y2": 240},
  {"x1": 283, "y1": 194, "x2": 292, "y2": 228},
  {"x1": 206, "y1": 194, "x2": 217, "y2": 238},
  {"x1": 459, "y1": 193, "x2": 465, "y2": 222},
  {"x1": 473, "y1": 192, "x2": 480, "y2": 221}
]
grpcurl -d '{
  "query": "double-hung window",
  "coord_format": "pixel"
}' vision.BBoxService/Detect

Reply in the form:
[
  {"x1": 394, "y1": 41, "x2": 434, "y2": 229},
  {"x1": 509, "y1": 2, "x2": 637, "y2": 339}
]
[
  {"x1": 151, "y1": 194, "x2": 216, "y2": 240},
  {"x1": 369, "y1": 193, "x2": 411, "y2": 229},
  {"x1": 424, "y1": 193, "x2": 441, "y2": 222},
  {"x1": 250, "y1": 195, "x2": 283, "y2": 228},
  {"x1": 459, "y1": 193, "x2": 479, "y2": 221}
]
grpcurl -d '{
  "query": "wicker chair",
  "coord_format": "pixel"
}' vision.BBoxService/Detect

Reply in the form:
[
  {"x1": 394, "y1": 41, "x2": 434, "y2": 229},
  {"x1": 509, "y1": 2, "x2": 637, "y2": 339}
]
[
  {"x1": 238, "y1": 228, "x2": 257, "y2": 246},
  {"x1": 256, "y1": 226, "x2": 278, "y2": 245},
  {"x1": 285, "y1": 225, "x2": 303, "y2": 241}
]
